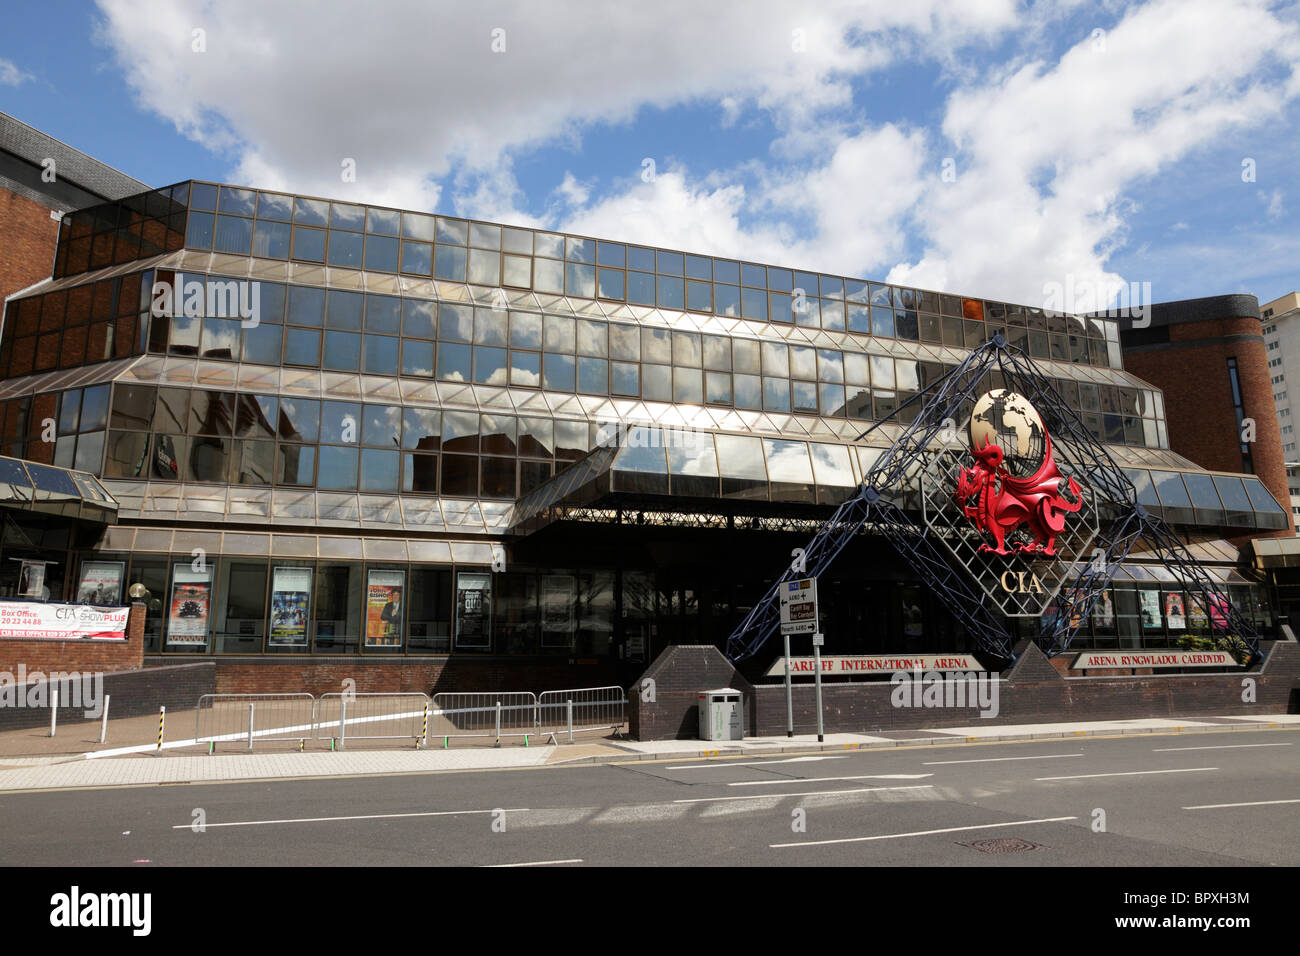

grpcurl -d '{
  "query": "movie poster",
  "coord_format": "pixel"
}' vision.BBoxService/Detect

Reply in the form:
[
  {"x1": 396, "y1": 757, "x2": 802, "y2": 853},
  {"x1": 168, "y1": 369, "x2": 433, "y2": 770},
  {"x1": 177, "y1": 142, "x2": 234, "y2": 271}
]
[
  {"x1": 1164, "y1": 592, "x2": 1186, "y2": 630},
  {"x1": 166, "y1": 564, "x2": 212, "y2": 645},
  {"x1": 454, "y1": 572, "x2": 491, "y2": 649},
  {"x1": 269, "y1": 566, "x2": 312, "y2": 646},
  {"x1": 1188, "y1": 593, "x2": 1209, "y2": 629},
  {"x1": 1093, "y1": 590, "x2": 1115, "y2": 628},
  {"x1": 542, "y1": 575, "x2": 575, "y2": 648},
  {"x1": 76, "y1": 560, "x2": 125, "y2": 605},
  {"x1": 365, "y1": 569, "x2": 405, "y2": 647},
  {"x1": 19, "y1": 560, "x2": 46, "y2": 598},
  {"x1": 1139, "y1": 589, "x2": 1162, "y2": 629}
]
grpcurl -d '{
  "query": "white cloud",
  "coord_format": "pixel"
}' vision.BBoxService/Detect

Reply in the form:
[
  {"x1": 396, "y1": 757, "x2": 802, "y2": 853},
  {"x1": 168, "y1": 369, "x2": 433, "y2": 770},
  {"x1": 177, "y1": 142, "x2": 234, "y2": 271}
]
[
  {"x1": 888, "y1": 0, "x2": 1300, "y2": 305},
  {"x1": 90, "y1": 0, "x2": 1300, "y2": 308},
  {"x1": 92, "y1": 0, "x2": 1016, "y2": 210},
  {"x1": 0, "y1": 58, "x2": 33, "y2": 86}
]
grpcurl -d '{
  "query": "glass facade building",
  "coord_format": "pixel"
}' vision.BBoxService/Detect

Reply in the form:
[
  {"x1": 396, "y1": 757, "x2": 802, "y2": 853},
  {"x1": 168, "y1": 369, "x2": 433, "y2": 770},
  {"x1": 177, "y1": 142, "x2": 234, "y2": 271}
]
[{"x1": 0, "y1": 180, "x2": 1286, "y2": 680}]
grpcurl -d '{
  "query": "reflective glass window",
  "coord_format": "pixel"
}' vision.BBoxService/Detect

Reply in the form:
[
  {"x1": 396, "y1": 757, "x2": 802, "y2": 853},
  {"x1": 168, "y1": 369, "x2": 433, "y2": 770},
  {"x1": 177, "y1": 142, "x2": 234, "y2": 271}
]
[
  {"x1": 609, "y1": 323, "x2": 639, "y2": 360},
  {"x1": 642, "y1": 327, "x2": 670, "y2": 363},
  {"x1": 611, "y1": 362, "x2": 639, "y2": 396},
  {"x1": 577, "y1": 319, "x2": 607, "y2": 356},
  {"x1": 401, "y1": 299, "x2": 436, "y2": 339},
  {"x1": 578, "y1": 357, "x2": 607, "y2": 394},
  {"x1": 362, "y1": 334, "x2": 399, "y2": 375},
  {"x1": 320, "y1": 401, "x2": 362, "y2": 444},
  {"x1": 627, "y1": 271, "x2": 655, "y2": 306},
  {"x1": 365, "y1": 235, "x2": 399, "y2": 272},
  {"x1": 438, "y1": 303, "x2": 473, "y2": 342},
  {"x1": 401, "y1": 408, "x2": 440, "y2": 452},
  {"x1": 326, "y1": 229, "x2": 363, "y2": 267},
  {"x1": 293, "y1": 197, "x2": 328, "y2": 226},
  {"x1": 510, "y1": 350, "x2": 540, "y2": 387},
  {"x1": 733, "y1": 339, "x2": 760, "y2": 374},
  {"x1": 474, "y1": 308, "x2": 508, "y2": 347},
  {"x1": 467, "y1": 248, "x2": 499, "y2": 285},
  {"x1": 359, "y1": 449, "x2": 399, "y2": 492},
  {"x1": 326, "y1": 290, "x2": 364, "y2": 330},
  {"x1": 316, "y1": 445, "x2": 359, "y2": 489},
  {"x1": 401, "y1": 241, "x2": 432, "y2": 275},
  {"x1": 437, "y1": 342, "x2": 472, "y2": 382},
  {"x1": 474, "y1": 346, "x2": 508, "y2": 385},
  {"x1": 542, "y1": 352, "x2": 575, "y2": 391},
  {"x1": 544, "y1": 315, "x2": 576, "y2": 352},
  {"x1": 322, "y1": 330, "x2": 361, "y2": 371},
  {"x1": 763, "y1": 377, "x2": 790, "y2": 411},
  {"x1": 283, "y1": 328, "x2": 320, "y2": 366},
  {"x1": 643, "y1": 363, "x2": 672, "y2": 402},
  {"x1": 287, "y1": 286, "x2": 325, "y2": 327},
  {"x1": 761, "y1": 341, "x2": 789, "y2": 377},
  {"x1": 734, "y1": 373, "x2": 761, "y2": 410},
  {"x1": 434, "y1": 245, "x2": 466, "y2": 281},
  {"x1": 252, "y1": 220, "x2": 290, "y2": 258},
  {"x1": 715, "y1": 284, "x2": 741, "y2": 317},
  {"x1": 366, "y1": 208, "x2": 400, "y2": 236}
]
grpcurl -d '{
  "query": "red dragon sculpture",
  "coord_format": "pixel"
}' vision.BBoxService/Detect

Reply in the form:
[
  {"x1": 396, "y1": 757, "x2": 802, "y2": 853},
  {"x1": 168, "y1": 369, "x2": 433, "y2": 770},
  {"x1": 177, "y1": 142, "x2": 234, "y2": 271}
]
[{"x1": 956, "y1": 432, "x2": 1083, "y2": 556}]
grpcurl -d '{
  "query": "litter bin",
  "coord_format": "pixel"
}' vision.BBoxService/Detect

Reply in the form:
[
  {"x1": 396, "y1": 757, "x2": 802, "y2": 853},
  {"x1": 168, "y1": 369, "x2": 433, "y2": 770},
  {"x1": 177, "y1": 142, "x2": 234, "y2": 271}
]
[{"x1": 698, "y1": 688, "x2": 744, "y2": 741}]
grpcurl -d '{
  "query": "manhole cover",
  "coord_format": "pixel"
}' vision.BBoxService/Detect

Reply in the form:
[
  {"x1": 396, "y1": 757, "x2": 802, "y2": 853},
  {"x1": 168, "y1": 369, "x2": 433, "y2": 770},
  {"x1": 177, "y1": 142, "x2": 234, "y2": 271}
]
[{"x1": 958, "y1": 838, "x2": 1046, "y2": 854}]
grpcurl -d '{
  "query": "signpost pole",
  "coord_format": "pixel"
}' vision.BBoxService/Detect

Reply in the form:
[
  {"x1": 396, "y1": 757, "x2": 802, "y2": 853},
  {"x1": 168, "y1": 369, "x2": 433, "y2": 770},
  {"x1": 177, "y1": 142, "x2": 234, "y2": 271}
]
[
  {"x1": 812, "y1": 633, "x2": 825, "y2": 743},
  {"x1": 783, "y1": 633, "x2": 793, "y2": 737}
]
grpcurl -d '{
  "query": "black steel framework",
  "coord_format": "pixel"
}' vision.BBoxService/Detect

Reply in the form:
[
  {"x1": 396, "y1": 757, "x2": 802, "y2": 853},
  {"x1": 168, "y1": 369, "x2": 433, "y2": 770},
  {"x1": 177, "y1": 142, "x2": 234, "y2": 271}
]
[{"x1": 724, "y1": 334, "x2": 1261, "y2": 666}]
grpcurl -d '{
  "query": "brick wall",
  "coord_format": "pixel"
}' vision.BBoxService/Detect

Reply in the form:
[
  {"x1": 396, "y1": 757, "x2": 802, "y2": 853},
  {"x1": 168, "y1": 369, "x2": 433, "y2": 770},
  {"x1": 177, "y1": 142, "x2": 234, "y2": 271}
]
[
  {"x1": 0, "y1": 660, "x2": 214, "y2": 733},
  {"x1": 1123, "y1": 313, "x2": 1293, "y2": 536},
  {"x1": 0, "y1": 186, "x2": 59, "y2": 303},
  {"x1": 627, "y1": 642, "x2": 1300, "y2": 739},
  {"x1": 143, "y1": 654, "x2": 621, "y2": 698},
  {"x1": 0, "y1": 603, "x2": 145, "y2": 676}
]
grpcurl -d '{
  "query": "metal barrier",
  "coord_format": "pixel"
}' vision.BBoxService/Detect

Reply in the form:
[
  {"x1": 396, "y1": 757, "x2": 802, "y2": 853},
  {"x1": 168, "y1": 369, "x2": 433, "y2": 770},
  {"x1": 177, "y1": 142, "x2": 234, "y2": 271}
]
[
  {"x1": 430, "y1": 692, "x2": 538, "y2": 746},
  {"x1": 537, "y1": 686, "x2": 627, "y2": 742},
  {"x1": 195, "y1": 694, "x2": 317, "y2": 752},
  {"x1": 316, "y1": 693, "x2": 431, "y2": 750}
]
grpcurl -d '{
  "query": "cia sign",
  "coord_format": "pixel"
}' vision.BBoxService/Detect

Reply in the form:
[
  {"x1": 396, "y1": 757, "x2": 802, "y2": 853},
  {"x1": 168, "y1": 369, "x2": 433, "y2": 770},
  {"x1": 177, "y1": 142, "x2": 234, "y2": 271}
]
[{"x1": 922, "y1": 390, "x2": 1098, "y2": 617}]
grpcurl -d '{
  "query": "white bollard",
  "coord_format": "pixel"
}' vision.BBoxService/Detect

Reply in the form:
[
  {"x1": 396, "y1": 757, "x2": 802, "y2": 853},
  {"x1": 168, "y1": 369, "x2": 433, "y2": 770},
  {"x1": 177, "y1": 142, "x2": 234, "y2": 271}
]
[
  {"x1": 99, "y1": 695, "x2": 111, "y2": 744},
  {"x1": 49, "y1": 686, "x2": 58, "y2": 737}
]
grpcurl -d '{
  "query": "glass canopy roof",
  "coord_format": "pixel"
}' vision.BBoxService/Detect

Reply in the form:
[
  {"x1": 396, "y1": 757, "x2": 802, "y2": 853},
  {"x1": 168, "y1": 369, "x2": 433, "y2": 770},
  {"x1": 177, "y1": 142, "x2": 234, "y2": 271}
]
[{"x1": 0, "y1": 454, "x2": 118, "y2": 523}]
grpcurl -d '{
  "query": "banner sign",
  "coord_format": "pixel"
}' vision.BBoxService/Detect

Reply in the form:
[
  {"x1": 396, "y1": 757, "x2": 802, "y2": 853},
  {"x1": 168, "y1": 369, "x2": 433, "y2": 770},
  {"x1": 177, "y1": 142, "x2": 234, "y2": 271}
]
[
  {"x1": 1070, "y1": 650, "x2": 1239, "y2": 669},
  {"x1": 0, "y1": 601, "x2": 128, "y2": 640},
  {"x1": 166, "y1": 564, "x2": 211, "y2": 645},
  {"x1": 365, "y1": 569, "x2": 404, "y2": 647},
  {"x1": 765, "y1": 653, "x2": 985, "y2": 677},
  {"x1": 269, "y1": 567, "x2": 312, "y2": 646}
]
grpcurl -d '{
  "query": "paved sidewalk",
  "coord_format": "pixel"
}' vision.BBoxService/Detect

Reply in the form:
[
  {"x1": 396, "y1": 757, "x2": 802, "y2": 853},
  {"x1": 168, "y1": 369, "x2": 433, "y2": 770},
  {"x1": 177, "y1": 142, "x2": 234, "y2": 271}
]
[{"x1": 0, "y1": 713, "x2": 1293, "y2": 792}]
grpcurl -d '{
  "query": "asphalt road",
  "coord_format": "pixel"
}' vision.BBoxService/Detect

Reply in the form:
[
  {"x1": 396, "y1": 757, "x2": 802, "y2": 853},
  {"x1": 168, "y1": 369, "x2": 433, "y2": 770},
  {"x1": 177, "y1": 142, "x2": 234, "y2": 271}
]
[{"x1": 2, "y1": 728, "x2": 1297, "y2": 867}]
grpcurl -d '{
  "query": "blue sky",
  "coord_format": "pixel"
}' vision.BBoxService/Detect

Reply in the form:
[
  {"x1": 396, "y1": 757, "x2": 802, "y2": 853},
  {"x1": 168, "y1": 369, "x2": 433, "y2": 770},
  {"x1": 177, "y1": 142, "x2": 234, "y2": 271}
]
[{"x1": 2, "y1": 0, "x2": 1297, "y2": 309}]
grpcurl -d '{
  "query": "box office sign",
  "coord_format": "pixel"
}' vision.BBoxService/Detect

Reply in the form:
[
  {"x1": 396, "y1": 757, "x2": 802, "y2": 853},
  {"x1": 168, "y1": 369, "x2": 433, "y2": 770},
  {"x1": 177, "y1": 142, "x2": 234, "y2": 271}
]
[
  {"x1": 455, "y1": 572, "x2": 491, "y2": 649},
  {"x1": 166, "y1": 564, "x2": 212, "y2": 645},
  {"x1": 365, "y1": 570, "x2": 404, "y2": 648},
  {"x1": 269, "y1": 567, "x2": 312, "y2": 647},
  {"x1": 765, "y1": 653, "x2": 985, "y2": 677},
  {"x1": 0, "y1": 601, "x2": 129, "y2": 640},
  {"x1": 1070, "y1": 650, "x2": 1240, "y2": 669}
]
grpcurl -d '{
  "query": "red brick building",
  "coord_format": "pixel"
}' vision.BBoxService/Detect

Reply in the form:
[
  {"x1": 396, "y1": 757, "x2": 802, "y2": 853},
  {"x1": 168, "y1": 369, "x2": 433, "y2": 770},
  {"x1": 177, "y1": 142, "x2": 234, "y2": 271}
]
[
  {"x1": 1119, "y1": 294, "x2": 1294, "y2": 537},
  {"x1": 0, "y1": 109, "x2": 147, "y2": 302}
]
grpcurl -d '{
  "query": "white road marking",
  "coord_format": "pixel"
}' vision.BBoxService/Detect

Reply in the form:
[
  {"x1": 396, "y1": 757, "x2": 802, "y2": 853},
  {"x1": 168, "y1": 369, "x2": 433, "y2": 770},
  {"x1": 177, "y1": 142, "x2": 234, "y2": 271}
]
[
  {"x1": 1036, "y1": 768, "x2": 1217, "y2": 781},
  {"x1": 1153, "y1": 743, "x2": 1293, "y2": 752},
  {"x1": 924, "y1": 754, "x2": 1084, "y2": 765},
  {"x1": 484, "y1": 859, "x2": 583, "y2": 867},
  {"x1": 674, "y1": 785, "x2": 934, "y2": 804},
  {"x1": 665, "y1": 756, "x2": 849, "y2": 770},
  {"x1": 1183, "y1": 799, "x2": 1300, "y2": 810},
  {"x1": 172, "y1": 808, "x2": 529, "y2": 829},
  {"x1": 727, "y1": 774, "x2": 932, "y2": 786},
  {"x1": 771, "y1": 816, "x2": 1078, "y2": 849}
]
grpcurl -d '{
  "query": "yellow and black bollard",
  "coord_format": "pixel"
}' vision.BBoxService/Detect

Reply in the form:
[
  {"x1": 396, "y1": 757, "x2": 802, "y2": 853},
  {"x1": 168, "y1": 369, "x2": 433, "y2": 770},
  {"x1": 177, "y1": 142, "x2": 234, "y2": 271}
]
[{"x1": 156, "y1": 705, "x2": 166, "y2": 752}]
